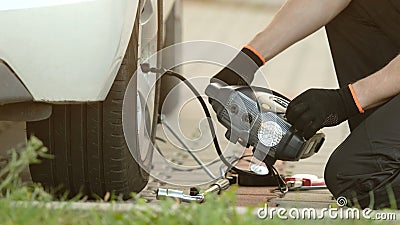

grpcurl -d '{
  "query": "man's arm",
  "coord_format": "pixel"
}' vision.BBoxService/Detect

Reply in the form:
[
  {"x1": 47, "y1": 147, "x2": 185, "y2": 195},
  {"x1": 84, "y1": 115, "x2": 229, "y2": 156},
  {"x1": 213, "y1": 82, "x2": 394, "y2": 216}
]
[
  {"x1": 353, "y1": 55, "x2": 400, "y2": 110},
  {"x1": 248, "y1": 0, "x2": 351, "y2": 61},
  {"x1": 285, "y1": 55, "x2": 400, "y2": 139},
  {"x1": 209, "y1": 0, "x2": 352, "y2": 86}
]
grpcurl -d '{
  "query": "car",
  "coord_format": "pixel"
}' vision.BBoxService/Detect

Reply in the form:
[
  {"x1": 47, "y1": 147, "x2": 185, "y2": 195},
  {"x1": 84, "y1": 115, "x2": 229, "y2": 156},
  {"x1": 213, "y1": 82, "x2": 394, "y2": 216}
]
[{"x1": 0, "y1": 0, "x2": 182, "y2": 198}]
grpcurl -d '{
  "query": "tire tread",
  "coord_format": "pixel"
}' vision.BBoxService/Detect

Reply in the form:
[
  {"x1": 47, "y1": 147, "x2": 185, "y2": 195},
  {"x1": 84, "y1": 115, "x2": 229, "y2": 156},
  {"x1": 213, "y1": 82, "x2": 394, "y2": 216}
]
[{"x1": 27, "y1": 10, "x2": 147, "y2": 198}]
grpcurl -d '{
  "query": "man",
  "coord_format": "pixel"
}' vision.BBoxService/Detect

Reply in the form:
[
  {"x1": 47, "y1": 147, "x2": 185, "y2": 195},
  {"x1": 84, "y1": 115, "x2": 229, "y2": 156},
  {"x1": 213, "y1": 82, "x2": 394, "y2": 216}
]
[{"x1": 210, "y1": 0, "x2": 400, "y2": 209}]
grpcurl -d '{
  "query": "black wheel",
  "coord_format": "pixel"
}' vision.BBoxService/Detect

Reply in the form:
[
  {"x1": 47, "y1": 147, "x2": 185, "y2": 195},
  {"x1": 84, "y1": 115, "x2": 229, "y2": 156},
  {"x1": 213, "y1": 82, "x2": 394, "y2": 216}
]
[{"x1": 27, "y1": 10, "x2": 147, "y2": 199}]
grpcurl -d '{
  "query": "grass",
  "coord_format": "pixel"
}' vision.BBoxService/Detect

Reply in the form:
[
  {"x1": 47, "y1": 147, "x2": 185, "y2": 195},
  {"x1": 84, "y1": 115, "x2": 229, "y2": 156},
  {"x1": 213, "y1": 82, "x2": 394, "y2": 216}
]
[{"x1": 0, "y1": 137, "x2": 398, "y2": 225}]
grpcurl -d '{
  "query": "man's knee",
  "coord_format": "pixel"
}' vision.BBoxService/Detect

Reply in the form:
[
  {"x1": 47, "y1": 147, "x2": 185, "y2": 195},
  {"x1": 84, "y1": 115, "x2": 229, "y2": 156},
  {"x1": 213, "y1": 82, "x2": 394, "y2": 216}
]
[
  {"x1": 323, "y1": 128, "x2": 376, "y2": 200},
  {"x1": 323, "y1": 126, "x2": 400, "y2": 208},
  {"x1": 324, "y1": 145, "x2": 345, "y2": 198}
]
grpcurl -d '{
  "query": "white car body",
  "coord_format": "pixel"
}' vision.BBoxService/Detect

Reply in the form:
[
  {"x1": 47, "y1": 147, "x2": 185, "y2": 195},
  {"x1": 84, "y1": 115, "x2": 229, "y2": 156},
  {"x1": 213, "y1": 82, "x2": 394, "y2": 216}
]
[{"x1": 0, "y1": 0, "x2": 174, "y2": 102}]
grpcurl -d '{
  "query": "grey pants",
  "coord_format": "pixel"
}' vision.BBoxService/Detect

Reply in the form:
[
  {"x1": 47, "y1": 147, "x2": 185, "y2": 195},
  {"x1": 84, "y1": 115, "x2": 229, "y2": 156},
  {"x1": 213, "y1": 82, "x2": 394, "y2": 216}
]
[{"x1": 324, "y1": 0, "x2": 400, "y2": 209}]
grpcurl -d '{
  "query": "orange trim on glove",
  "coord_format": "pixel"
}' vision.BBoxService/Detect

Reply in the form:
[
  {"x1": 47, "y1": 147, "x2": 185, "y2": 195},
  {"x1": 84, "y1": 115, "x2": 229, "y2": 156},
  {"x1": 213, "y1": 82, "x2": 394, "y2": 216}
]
[
  {"x1": 243, "y1": 45, "x2": 266, "y2": 65},
  {"x1": 348, "y1": 84, "x2": 365, "y2": 114}
]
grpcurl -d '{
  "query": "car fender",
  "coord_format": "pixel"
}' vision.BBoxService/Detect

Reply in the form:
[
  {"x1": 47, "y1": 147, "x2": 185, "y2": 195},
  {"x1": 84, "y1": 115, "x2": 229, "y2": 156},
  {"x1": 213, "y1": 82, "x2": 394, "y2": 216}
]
[{"x1": 0, "y1": 0, "x2": 139, "y2": 102}]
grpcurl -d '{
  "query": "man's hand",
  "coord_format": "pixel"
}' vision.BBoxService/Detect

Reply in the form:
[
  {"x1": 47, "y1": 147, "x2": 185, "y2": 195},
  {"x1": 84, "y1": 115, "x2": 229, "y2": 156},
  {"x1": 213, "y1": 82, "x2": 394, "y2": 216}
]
[
  {"x1": 209, "y1": 46, "x2": 265, "y2": 114},
  {"x1": 286, "y1": 85, "x2": 361, "y2": 139},
  {"x1": 210, "y1": 46, "x2": 265, "y2": 86}
]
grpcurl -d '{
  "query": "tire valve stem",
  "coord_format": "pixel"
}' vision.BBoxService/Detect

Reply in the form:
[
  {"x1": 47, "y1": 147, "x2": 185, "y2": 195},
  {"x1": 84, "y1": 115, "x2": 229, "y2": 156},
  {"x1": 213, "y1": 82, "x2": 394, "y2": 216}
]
[{"x1": 140, "y1": 63, "x2": 165, "y2": 74}]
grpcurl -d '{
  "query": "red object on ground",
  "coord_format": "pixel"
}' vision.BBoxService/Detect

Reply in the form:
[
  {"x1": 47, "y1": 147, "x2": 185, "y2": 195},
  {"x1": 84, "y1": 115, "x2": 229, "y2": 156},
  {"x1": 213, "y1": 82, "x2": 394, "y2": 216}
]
[{"x1": 285, "y1": 174, "x2": 326, "y2": 188}]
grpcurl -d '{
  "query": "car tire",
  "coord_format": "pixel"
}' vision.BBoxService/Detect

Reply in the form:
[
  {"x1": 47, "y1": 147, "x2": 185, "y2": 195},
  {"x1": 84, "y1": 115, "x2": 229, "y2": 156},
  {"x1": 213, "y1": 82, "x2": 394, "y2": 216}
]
[{"x1": 27, "y1": 9, "x2": 148, "y2": 199}]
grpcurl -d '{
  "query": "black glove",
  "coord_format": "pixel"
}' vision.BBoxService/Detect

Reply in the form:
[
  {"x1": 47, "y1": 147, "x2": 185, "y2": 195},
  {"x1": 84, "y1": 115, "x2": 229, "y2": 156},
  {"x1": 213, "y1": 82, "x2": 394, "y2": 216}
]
[
  {"x1": 210, "y1": 46, "x2": 265, "y2": 86},
  {"x1": 209, "y1": 46, "x2": 265, "y2": 114},
  {"x1": 286, "y1": 85, "x2": 361, "y2": 139}
]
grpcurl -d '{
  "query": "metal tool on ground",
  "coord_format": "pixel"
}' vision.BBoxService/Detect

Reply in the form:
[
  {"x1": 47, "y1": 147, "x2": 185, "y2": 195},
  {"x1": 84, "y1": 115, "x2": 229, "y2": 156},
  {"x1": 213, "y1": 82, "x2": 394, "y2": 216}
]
[{"x1": 156, "y1": 178, "x2": 231, "y2": 203}]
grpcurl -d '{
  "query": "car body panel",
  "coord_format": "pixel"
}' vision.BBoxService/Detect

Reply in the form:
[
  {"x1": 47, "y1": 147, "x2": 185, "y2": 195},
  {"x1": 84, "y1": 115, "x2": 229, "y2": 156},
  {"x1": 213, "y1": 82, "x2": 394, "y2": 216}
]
[
  {"x1": 0, "y1": 0, "x2": 138, "y2": 102},
  {"x1": 0, "y1": 0, "x2": 176, "y2": 103}
]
